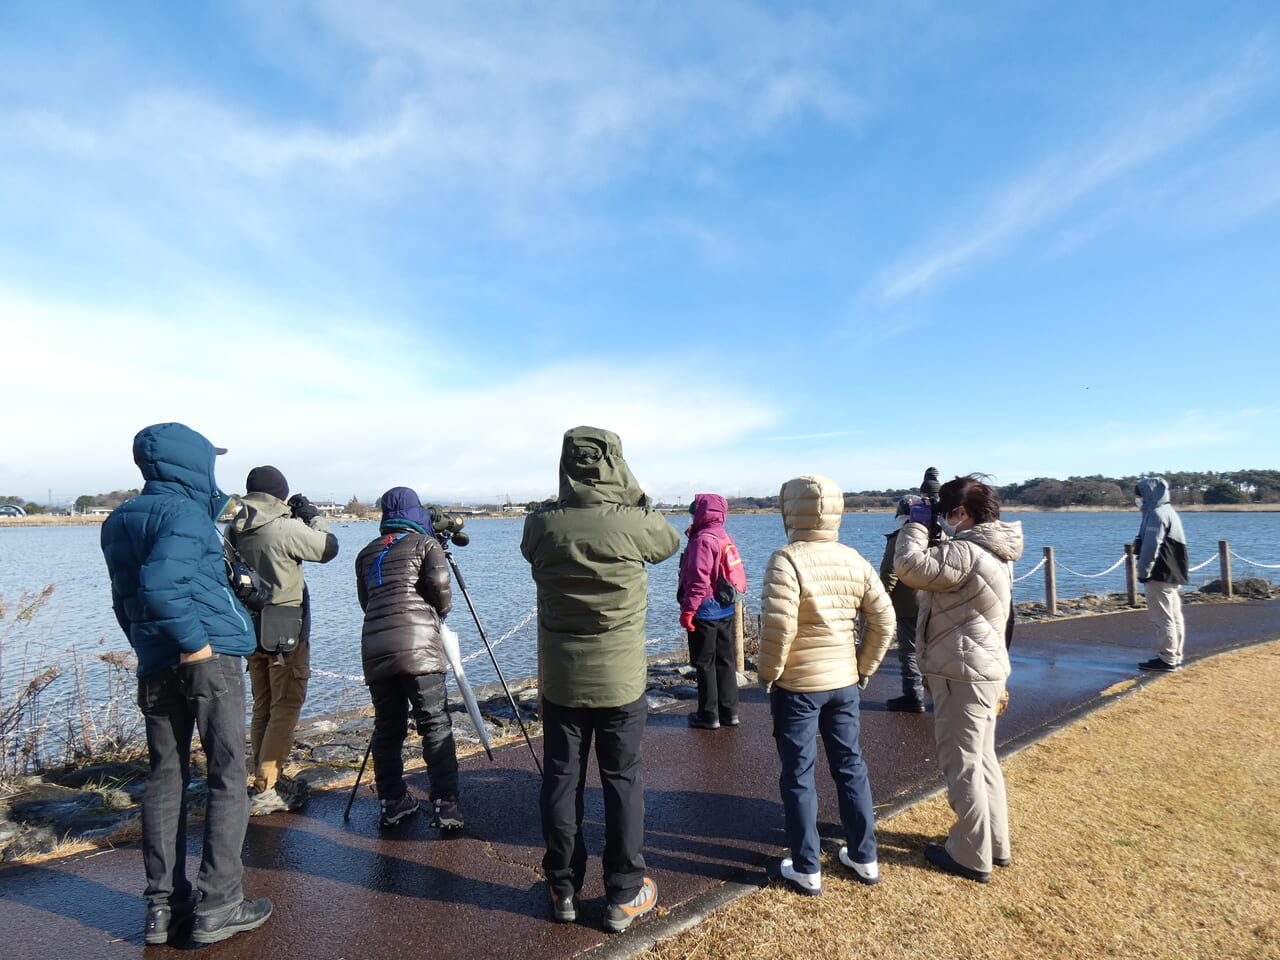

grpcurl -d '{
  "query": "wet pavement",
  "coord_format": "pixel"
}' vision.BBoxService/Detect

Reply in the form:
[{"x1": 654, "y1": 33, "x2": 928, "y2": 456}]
[{"x1": 3, "y1": 599, "x2": 1278, "y2": 960}]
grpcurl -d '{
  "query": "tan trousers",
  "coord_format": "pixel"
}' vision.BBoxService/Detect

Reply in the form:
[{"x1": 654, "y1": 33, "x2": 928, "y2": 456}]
[
  {"x1": 1144, "y1": 580, "x2": 1185, "y2": 666},
  {"x1": 247, "y1": 639, "x2": 310, "y2": 792},
  {"x1": 929, "y1": 676, "x2": 1009, "y2": 873}
]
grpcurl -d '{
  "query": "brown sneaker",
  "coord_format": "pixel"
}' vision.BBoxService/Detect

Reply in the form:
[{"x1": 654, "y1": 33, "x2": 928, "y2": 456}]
[{"x1": 603, "y1": 877, "x2": 657, "y2": 933}]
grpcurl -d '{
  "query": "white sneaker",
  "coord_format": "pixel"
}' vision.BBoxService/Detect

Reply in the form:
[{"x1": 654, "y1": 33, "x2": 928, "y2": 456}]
[
  {"x1": 779, "y1": 857, "x2": 822, "y2": 896},
  {"x1": 839, "y1": 846, "x2": 881, "y2": 885}
]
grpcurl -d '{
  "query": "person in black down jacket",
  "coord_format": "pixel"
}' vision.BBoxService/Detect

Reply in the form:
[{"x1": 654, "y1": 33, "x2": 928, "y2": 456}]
[{"x1": 355, "y1": 486, "x2": 461, "y2": 830}]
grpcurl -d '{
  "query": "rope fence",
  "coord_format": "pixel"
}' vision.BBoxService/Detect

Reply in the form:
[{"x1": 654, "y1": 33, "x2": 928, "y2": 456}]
[
  {"x1": 1024, "y1": 538, "x2": 1274, "y2": 614},
  {"x1": 1229, "y1": 549, "x2": 1280, "y2": 570}
]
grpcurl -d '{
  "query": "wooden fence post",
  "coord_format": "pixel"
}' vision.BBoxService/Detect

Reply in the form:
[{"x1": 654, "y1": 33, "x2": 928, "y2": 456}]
[
  {"x1": 1043, "y1": 546, "x2": 1057, "y2": 616},
  {"x1": 1124, "y1": 543, "x2": 1138, "y2": 606},
  {"x1": 1219, "y1": 540, "x2": 1233, "y2": 598},
  {"x1": 733, "y1": 601, "x2": 745, "y2": 674}
]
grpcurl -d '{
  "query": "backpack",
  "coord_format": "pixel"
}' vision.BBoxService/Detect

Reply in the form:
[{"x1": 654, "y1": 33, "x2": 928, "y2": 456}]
[{"x1": 707, "y1": 534, "x2": 748, "y2": 605}]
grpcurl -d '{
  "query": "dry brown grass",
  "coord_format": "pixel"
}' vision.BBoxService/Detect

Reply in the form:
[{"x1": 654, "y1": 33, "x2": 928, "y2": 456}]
[{"x1": 640, "y1": 641, "x2": 1280, "y2": 960}]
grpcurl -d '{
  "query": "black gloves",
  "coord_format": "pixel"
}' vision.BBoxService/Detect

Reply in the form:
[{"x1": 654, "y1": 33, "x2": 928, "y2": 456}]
[{"x1": 288, "y1": 494, "x2": 319, "y2": 524}]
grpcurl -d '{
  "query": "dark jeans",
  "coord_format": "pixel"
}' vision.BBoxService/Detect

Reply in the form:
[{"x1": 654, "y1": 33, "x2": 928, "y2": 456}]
[
  {"x1": 687, "y1": 615, "x2": 739, "y2": 722},
  {"x1": 540, "y1": 696, "x2": 647, "y2": 904},
  {"x1": 368, "y1": 672, "x2": 459, "y2": 801},
  {"x1": 771, "y1": 683, "x2": 877, "y2": 875},
  {"x1": 137, "y1": 653, "x2": 248, "y2": 913},
  {"x1": 896, "y1": 616, "x2": 924, "y2": 700}
]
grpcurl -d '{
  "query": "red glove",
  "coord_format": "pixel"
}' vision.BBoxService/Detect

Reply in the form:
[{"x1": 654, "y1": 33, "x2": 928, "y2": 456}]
[{"x1": 680, "y1": 610, "x2": 696, "y2": 632}]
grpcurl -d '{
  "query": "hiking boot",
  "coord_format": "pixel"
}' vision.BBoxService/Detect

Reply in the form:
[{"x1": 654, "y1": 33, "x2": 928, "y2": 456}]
[
  {"x1": 886, "y1": 695, "x2": 926, "y2": 713},
  {"x1": 924, "y1": 842, "x2": 990, "y2": 883},
  {"x1": 1138, "y1": 657, "x2": 1179, "y2": 672},
  {"x1": 687, "y1": 712, "x2": 720, "y2": 730},
  {"x1": 248, "y1": 787, "x2": 288, "y2": 817},
  {"x1": 433, "y1": 797, "x2": 464, "y2": 830},
  {"x1": 603, "y1": 876, "x2": 657, "y2": 933},
  {"x1": 191, "y1": 897, "x2": 273, "y2": 944},
  {"x1": 778, "y1": 857, "x2": 822, "y2": 896},
  {"x1": 838, "y1": 846, "x2": 881, "y2": 885},
  {"x1": 548, "y1": 887, "x2": 581, "y2": 923},
  {"x1": 143, "y1": 893, "x2": 196, "y2": 946},
  {"x1": 379, "y1": 793, "x2": 420, "y2": 828},
  {"x1": 277, "y1": 777, "x2": 310, "y2": 811}
]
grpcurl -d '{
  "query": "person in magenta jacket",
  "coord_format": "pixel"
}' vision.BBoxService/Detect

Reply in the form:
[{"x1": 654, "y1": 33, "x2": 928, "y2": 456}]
[{"x1": 677, "y1": 493, "x2": 742, "y2": 729}]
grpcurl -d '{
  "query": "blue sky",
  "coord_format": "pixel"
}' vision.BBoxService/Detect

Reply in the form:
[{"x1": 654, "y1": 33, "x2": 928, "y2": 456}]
[{"x1": 1, "y1": 1, "x2": 1277, "y2": 505}]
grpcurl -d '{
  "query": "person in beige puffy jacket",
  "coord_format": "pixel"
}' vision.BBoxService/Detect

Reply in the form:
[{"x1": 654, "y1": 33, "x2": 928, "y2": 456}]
[
  {"x1": 758, "y1": 475, "x2": 895, "y2": 895},
  {"x1": 894, "y1": 474, "x2": 1024, "y2": 883}
]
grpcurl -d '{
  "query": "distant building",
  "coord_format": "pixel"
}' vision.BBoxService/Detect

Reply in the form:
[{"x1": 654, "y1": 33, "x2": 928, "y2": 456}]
[{"x1": 313, "y1": 500, "x2": 343, "y2": 517}]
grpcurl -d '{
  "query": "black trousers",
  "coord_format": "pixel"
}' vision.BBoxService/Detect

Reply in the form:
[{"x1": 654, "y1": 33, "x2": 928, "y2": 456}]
[
  {"x1": 687, "y1": 615, "x2": 739, "y2": 721},
  {"x1": 539, "y1": 695, "x2": 647, "y2": 904},
  {"x1": 368, "y1": 672, "x2": 459, "y2": 802}
]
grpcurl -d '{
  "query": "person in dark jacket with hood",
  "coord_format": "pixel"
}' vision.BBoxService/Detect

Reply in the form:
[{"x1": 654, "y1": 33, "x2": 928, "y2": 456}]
[
  {"x1": 227, "y1": 465, "x2": 339, "y2": 816},
  {"x1": 677, "y1": 493, "x2": 742, "y2": 729},
  {"x1": 521, "y1": 426, "x2": 680, "y2": 933},
  {"x1": 354, "y1": 486, "x2": 461, "y2": 829},
  {"x1": 100, "y1": 423, "x2": 272, "y2": 946},
  {"x1": 1133, "y1": 476, "x2": 1190, "y2": 671}
]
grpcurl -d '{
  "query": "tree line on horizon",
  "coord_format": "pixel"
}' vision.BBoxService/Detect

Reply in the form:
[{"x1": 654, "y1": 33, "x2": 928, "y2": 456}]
[
  {"x1": 724, "y1": 470, "x2": 1280, "y2": 511},
  {"x1": 6, "y1": 469, "x2": 1279, "y2": 515}
]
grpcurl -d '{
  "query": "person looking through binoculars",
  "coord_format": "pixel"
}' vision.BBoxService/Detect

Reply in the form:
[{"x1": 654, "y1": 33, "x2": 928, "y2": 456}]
[
  {"x1": 521, "y1": 426, "x2": 680, "y2": 932},
  {"x1": 227, "y1": 465, "x2": 339, "y2": 816},
  {"x1": 893, "y1": 474, "x2": 1023, "y2": 883}
]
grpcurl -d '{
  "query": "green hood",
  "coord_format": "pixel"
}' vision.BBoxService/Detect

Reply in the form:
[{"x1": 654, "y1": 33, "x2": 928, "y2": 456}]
[{"x1": 557, "y1": 426, "x2": 649, "y2": 508}]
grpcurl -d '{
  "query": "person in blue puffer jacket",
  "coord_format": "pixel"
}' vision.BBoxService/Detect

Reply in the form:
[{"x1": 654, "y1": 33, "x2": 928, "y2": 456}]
[{"x1": 100, "y1": 422, "x2": 272, "y2": 946}]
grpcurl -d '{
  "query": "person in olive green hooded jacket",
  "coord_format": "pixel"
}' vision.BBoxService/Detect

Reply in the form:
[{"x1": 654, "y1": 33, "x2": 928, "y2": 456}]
[{"x1": 521, "y1": 426, "x2": 680, "y2": 933}]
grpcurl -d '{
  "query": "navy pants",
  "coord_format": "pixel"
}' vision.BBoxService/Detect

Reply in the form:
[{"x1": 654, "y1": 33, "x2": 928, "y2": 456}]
[
  {"x1": 368, "y1": 672, "x2": 459, "y2": 801},
  {"x1": 137, "y1": 653, "x2": 248, "y2": 913},
  {"x1": 771, "y1": 683, "x2": 877, "y2": 874},
  {"x1": 540, "y1": 695, "x2": 647, "y2": 905}
]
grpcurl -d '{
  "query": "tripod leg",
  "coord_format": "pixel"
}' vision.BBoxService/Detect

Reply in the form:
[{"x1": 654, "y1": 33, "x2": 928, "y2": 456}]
[
  {"x1": 343, "y1": 735, "x2": 375, "y2": 822},
  {"x1": 444, "y1": 547, "x2": 543, "y2": 776}
]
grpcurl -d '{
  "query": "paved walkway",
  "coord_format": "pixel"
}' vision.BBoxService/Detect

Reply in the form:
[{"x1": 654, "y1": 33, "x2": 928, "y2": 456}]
[{"x1": 3, "y1": 599, "x2": 1278, "y2": 960}]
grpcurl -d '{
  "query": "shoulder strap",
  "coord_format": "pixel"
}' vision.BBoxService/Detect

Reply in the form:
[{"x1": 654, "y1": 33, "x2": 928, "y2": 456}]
[{"x1": 366, "y1": 533, "x2": 410, "y2": 589}]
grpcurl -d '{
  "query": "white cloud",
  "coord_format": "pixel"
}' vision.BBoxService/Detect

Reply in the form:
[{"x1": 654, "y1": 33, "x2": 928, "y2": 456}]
[{"x1": 0, "y1": 286, "x2": 783, "y2": 503}]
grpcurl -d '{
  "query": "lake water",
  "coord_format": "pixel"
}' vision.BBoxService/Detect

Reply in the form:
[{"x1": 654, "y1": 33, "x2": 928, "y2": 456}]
[{"x1": 2, "y1": 511, "x2": 1277, "y2": 719}]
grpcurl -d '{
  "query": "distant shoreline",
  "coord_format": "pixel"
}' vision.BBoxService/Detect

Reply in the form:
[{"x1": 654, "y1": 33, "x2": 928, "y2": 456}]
[{"x1": 3, "y1": 502, "x2": 1278, "y2": 529}]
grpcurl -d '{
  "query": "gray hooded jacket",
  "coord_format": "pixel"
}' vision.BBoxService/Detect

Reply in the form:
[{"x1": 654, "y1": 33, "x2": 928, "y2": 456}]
[{"x1": 1134, "y1": 477, "x2": 1189, "y2": 585}]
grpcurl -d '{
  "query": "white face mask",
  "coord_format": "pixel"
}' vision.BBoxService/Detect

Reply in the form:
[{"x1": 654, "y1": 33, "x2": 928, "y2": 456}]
[
  {"x1": 1134, "y1": 497, "x2": 1143, "y2": 509},
  {"x1": 940, "y1": 517, "x2": 960, "y2": 537}
]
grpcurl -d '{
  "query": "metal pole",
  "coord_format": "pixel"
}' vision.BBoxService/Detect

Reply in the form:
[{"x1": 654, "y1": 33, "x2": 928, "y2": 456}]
[
  {"x1": 1219, "y1": 540, "x2": 1233, "y2": 598},
  {"x1": 1043, "y1": 546, "x2": 1057, "y2": 616},
  {"x1": 442, "y1": 545, "x2": 543, "y2": 775},
  {"x1": 343, "y1": 736, "x2": 374, "y2": 821}
]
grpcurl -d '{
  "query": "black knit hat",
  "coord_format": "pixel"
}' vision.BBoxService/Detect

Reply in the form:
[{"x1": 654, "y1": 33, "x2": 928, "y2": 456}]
[{"x1": 245, "y1": 465, "x2": 289, "y2": 501}]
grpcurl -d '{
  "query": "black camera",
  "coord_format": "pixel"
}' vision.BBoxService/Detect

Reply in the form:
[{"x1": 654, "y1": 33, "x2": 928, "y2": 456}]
[
  {"x1": 427, "y1": 506, "x2": 470, "y2": 547},
  {"x1": 224, "y1": 554, "x2": 272, "y2": 612}
]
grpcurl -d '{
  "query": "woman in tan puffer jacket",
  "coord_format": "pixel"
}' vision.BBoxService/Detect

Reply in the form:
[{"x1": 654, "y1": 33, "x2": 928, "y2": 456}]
[
  {"x1": 758, "y1": 475, "x2": 895, "y2": 895},
  {"x1": 894, "y1": 474, "x2": 1024, "y2": 883}
]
